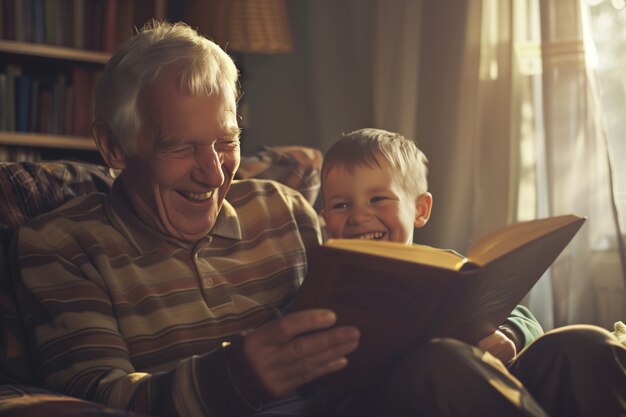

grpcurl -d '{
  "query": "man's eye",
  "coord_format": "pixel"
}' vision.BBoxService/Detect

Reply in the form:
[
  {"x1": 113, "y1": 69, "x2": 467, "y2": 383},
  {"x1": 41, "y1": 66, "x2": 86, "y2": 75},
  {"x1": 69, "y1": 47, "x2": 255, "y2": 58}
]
[
  {"x1": 164, "y1": 144, "x2": 195, "y2": 157},
  {"x1": 216, "y1": 139, "x2": 240, "y2": 152}
]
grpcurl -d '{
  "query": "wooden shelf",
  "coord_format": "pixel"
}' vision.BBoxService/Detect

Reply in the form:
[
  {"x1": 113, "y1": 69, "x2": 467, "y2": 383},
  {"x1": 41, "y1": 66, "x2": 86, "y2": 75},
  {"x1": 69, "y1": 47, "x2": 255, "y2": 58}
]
[
  {"x1": 0, "y1": 132, "x2": 97, "y2": 150},
  {"x1": 0, "y1": 40, "x2": 111, "y2": 64}
]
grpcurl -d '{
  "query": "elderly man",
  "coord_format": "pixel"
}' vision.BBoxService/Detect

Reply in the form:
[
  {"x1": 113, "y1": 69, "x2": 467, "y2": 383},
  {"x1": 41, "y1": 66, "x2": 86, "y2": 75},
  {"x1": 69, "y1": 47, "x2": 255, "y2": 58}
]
[
  {"x1": 13, "y1": 20, "x2": 626, "y2": 417},
  {"x1": 14, "y1": 21, "x2": 359, "y2": 417}
]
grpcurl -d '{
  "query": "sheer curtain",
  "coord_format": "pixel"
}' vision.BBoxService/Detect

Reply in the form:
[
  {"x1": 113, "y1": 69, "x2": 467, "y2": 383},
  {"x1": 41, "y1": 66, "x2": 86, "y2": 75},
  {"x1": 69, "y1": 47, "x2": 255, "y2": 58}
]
[{"x1": 372, "y1": 0, "x2": 625, "y2": 329}]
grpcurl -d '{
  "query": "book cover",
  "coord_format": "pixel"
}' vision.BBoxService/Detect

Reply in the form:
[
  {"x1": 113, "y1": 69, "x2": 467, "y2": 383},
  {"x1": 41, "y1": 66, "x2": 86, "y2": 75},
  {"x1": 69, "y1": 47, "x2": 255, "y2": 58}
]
[{"x1": 289, "y1": 214, "x2": 586, "y2": 394}]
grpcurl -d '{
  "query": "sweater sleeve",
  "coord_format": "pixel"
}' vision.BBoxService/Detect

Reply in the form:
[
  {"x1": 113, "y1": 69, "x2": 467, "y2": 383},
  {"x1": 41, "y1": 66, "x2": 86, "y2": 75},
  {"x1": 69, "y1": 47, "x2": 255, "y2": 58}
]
[
  {"x1": 498, "y1": 305, "x2": 544, "y2": 351},
  {"x1": 12, "y1": 225, "x2": 257, "y2": 417}
]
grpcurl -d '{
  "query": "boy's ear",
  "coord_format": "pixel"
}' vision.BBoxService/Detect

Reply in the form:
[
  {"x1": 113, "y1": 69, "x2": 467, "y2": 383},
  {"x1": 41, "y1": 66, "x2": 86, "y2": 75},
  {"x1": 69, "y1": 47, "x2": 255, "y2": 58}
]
[
  {"x1": 92, "y1": 121, "x2": 126, "y2": 169},
  {"x1": 414, "y1": 192, "x2": 432, "y2": 228}
]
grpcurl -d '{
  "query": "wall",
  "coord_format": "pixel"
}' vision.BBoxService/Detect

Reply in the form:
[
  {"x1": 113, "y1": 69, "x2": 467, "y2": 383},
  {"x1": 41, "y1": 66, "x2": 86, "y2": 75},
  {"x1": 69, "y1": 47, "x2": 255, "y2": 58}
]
[{"x1": 240, "y1": 0, "x2": 375, "y2": 154}]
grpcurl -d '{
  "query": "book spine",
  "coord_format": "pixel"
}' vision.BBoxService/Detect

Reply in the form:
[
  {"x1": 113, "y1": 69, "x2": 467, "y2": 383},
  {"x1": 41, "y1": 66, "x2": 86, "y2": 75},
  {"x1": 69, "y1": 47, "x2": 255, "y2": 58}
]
[
  {"x1": 72, "y1": 0, "x2": 84, "y2": 49},
  {"x1": 14, "y1": 74, "x2": 31, "y2": 132},
  {"x1": 3, "y1": 0, "x2": 15, "y2": 40},
  {"x1": 114, "y1": 0, "x2": 134, "y2": 51},
  {"x1": 22, "y1": 0, "x2": 33, "y2": 43},
  {"x1": 37, "y1": 87, "x2": 51, "y2": 134},
  {"x1": 5, "y1": 64, "x2": 20, "y2": 132},
  {"x1": 103, "y1": 0, "x2": 117, "y2": 52},
  {"x1": 13, "y1": 0, "x2": 24, "y2": 41},
  {"x1": 44, "y1": 0, "x2": 55, "y2": 45},
  {"x1": 71, "y1": 67, "x2": 92, "y2": 136},
  {"x1": 0, "y1": 73, "x2": 7, "y2": 131},
  {"x1": 32, "y1": 0, "x2": 44, "y2": 43},
  {"x1": 28, "y1": 78, "x2": 39, "y2": 132}
]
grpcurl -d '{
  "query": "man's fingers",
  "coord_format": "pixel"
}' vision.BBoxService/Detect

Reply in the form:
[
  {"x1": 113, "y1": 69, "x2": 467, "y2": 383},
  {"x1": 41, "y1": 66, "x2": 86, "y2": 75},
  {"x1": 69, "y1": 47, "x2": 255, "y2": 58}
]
[
  {"x1": 242, "y1": 309, "x2": 360, "y2": 397},
  {"x1": 288, "y1": 325, "x2": 360, "y2": 362},
  {"x1": 264, "y1": 309, "x2": 339, "y2": 343}
]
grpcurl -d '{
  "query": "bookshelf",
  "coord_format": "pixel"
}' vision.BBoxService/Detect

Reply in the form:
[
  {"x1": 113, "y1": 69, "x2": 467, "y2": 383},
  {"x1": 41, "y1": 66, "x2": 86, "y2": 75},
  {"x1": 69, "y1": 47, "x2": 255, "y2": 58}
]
[{"x1": 0, "y1": 0, "x2": 166, "y2": 161}]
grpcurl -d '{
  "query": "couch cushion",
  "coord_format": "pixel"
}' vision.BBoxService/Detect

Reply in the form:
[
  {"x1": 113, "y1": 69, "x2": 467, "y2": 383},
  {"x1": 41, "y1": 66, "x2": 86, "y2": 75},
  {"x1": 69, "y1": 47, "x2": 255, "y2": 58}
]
[{"x1": 237, "y1": 146, "x2": 323, "y2": 206}]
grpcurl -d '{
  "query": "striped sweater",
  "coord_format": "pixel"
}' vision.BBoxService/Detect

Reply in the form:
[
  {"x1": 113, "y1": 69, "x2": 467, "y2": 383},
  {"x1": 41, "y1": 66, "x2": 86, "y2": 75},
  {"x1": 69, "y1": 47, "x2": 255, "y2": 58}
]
[{"x1": 14, "y1": 178, "x2": 322, "y2": 417}]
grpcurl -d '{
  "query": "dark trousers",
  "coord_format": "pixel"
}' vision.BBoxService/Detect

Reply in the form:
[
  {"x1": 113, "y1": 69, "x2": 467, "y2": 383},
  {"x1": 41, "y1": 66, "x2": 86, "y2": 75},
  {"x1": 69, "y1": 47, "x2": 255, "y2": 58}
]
[{"x1": 254, "y1": 325, "x2": 626, "y2": 417}]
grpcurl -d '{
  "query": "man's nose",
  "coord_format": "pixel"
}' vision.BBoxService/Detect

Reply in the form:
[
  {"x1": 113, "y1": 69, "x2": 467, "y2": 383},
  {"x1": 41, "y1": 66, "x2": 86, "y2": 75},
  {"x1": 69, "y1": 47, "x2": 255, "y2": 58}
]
[{"x1": 194, "y1": 146, "x2": 225, "y2": 187}]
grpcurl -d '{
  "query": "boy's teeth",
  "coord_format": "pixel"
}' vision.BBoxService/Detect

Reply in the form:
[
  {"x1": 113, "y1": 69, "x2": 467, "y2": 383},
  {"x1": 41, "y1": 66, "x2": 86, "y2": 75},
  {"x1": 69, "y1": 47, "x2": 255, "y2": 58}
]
[
  {"x1": 357, "y1": 232, "x2": 384, "y2": 240},
  {"x1": 181, "y1": 190, "x2": 213, "y2": 201}
]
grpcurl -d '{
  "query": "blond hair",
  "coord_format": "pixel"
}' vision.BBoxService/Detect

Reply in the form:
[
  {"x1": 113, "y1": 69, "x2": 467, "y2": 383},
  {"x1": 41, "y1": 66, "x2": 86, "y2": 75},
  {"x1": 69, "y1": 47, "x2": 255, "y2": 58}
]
[{"x1": 322, "y1": 128, "x2": 429, "y2": 198}]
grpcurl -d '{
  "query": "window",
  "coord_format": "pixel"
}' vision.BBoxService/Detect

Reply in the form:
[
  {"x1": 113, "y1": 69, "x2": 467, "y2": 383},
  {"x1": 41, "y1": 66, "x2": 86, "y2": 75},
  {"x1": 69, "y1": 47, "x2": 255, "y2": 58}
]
[{"x1": 586, "y1": 0, "x2": 626, "y2": 230}]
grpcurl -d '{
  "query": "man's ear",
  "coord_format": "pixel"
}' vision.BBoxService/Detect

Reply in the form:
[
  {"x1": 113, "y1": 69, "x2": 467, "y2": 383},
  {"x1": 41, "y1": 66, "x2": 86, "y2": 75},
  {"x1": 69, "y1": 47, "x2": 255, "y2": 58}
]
[
  {"x1": 414, "y1": 192, "x2": 433, "y2": 228},
  {"x1": 92, "y1": 121, "x2": 126, "y2": 169}
]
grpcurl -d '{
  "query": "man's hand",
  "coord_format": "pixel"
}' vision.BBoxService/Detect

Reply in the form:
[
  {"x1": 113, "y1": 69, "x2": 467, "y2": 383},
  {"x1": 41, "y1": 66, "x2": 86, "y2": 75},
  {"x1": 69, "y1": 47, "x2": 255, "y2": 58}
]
[
  {"x1": 242, "y1": 309, "x2": 360, "y2": 397},
  {"x1": 477, "y1": 330, "x2": 516, "y2": 364}
]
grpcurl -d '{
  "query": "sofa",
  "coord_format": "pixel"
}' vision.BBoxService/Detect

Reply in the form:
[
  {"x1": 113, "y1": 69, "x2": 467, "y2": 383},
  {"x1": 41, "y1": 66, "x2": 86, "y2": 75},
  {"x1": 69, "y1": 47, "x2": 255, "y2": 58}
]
[{"x1": 0, "y1": 146, "x2": 323, "y2": 416}]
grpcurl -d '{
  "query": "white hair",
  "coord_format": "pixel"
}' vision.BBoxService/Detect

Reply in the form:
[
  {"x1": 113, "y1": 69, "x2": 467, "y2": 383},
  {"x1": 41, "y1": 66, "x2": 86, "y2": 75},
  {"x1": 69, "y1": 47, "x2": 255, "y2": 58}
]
[{"x1": 94, "y1": 20, "x2": 239, "y2": 155}]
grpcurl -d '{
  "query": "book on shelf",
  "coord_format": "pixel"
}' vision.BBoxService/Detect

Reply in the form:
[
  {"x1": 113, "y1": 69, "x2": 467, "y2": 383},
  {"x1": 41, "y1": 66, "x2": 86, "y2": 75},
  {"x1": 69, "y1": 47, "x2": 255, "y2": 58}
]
[
  {"x1": 2, "y1": 0, "x2": 121, "y2": 52},
  {"x1": 71, "y1": 67, "x2": 93, "y2": 137},
  {"x1": 289, "y1": 214, "x2": 586, "y2": 394},
  {"x1": 72, "y1": 0, "x2": 85, "y2": 49},
  {"x1": 103, "y1": 0, "x2": 118, "y2": 53},
  {"x1": 15, "y1": 75, "x2": 31, "y2": 132},
  {"x1": 0, "y1": 74, "x2": 7, "y2": 131}
]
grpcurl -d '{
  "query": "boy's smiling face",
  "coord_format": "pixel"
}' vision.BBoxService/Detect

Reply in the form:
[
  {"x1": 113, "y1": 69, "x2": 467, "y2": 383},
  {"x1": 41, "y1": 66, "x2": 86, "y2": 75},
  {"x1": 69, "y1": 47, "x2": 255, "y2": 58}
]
[{"x1": 321, "y1": 159, "x2": 431, "y2": 245}]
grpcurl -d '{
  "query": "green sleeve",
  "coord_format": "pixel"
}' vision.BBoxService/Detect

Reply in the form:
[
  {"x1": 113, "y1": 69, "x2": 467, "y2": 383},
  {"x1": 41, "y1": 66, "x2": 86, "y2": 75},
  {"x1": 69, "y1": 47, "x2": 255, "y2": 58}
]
[{"x1": 501, "y1": 305, "x2": 544, "y2": 349}]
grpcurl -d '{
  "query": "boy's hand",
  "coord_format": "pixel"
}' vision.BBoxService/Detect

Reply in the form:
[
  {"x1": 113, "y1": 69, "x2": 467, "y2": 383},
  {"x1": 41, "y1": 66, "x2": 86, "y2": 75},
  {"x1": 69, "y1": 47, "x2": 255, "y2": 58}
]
[
  {"x1": 242, "y1": 309, "x2": 360, "y2": 397},
  {"x1": 477, "y1": 330, "x2": 517, "y2": 364}
]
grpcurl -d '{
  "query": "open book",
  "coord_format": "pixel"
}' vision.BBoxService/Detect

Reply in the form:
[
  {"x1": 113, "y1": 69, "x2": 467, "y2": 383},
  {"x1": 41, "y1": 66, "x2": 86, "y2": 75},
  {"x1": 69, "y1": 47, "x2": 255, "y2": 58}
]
[{"x1": 290, "y1": 214, "x2": 586, "y2": 394}]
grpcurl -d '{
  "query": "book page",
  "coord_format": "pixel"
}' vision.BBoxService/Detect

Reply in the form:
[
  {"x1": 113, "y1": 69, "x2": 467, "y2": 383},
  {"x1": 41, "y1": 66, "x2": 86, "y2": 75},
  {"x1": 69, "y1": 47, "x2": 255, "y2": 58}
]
[
  {"x1": 325, "y1": 239, "x2": 469, "y2": 270},
  {"x1": 466, "y1": 215, "x2": 586, "y2": 266}
]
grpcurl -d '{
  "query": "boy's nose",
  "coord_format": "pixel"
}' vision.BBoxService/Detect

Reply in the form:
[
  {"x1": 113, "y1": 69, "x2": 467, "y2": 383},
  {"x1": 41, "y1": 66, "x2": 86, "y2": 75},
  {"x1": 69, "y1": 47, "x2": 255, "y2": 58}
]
[{"x1": 347, "y1": 206, "x2": 372, "y2": 225}]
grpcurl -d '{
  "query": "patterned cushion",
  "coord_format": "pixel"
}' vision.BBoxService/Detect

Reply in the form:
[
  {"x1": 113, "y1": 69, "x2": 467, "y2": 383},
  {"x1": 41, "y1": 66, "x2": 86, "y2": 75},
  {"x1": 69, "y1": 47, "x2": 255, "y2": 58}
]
[
  {"x1": 236, "y1": 146, "x2": 323, "y2": 206},
  {"x1": 0, "y1": 146, "x2": 322, "y2": 398}
]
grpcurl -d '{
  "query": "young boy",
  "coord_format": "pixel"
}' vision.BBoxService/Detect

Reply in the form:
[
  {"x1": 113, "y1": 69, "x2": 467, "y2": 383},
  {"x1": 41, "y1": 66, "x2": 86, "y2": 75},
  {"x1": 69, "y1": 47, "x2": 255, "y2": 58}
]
[
  {"x1": 320, "y1": 127, "x2": 530, "y2": 363},
  {"x1": 318, "y1": 128, "x2": 626, "y2": 417}
]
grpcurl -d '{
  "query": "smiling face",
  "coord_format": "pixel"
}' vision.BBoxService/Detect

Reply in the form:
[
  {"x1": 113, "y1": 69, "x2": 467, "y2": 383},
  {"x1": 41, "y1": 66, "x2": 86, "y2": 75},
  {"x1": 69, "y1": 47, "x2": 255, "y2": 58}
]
[
  {"x1": 113, "y1": 73, "x2": 240, "y2": 243},
  {"x1": 321, "y1": 159, "x2": 432, "y2": 245}
]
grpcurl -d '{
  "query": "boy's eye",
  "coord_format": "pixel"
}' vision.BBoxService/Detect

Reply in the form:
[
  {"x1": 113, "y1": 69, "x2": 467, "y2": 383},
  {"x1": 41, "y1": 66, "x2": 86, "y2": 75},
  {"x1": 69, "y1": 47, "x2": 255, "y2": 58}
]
[
  {"x1": 331, "y1": 202, "x2": 349, "y2": 210},
  {"x1": 370, "y1": 196, "x2": 389, "y2": 203}
]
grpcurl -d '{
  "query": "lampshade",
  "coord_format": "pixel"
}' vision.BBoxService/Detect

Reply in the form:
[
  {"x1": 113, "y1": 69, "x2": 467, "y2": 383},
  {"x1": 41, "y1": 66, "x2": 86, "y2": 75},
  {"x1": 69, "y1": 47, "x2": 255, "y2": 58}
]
[{"x1": 191, "y1": 0, "x2": 294, "y2": 54}]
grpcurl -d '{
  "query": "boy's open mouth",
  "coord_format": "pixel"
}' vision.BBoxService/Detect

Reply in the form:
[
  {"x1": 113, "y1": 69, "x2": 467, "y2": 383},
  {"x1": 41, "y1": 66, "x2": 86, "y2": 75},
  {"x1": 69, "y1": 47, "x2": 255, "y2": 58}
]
[{"x1": 353, "y1": 232, "x2": 386, "y2": 240}]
